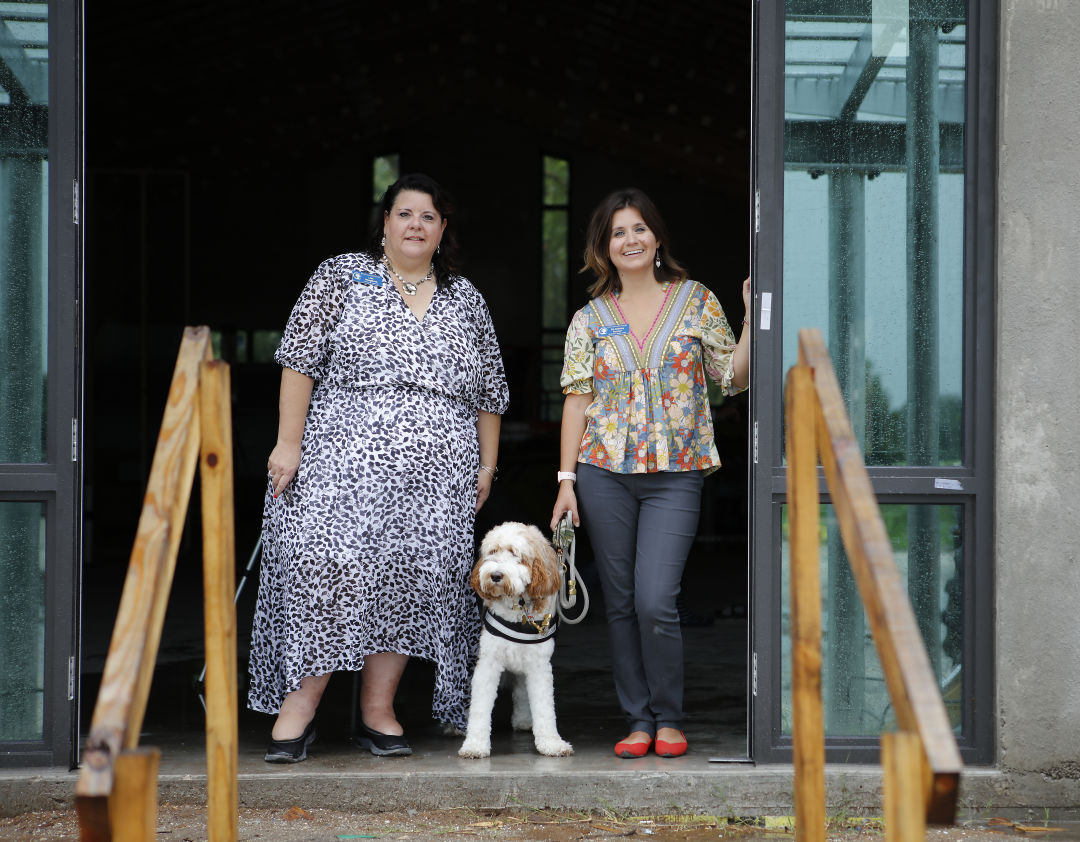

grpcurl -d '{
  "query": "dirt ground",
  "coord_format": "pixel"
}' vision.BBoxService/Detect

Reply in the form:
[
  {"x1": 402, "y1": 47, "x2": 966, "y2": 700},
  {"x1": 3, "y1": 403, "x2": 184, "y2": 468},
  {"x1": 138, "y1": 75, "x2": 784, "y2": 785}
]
[{"x1": 0, "y1": 805, "x2": 1061, "y2": 842}]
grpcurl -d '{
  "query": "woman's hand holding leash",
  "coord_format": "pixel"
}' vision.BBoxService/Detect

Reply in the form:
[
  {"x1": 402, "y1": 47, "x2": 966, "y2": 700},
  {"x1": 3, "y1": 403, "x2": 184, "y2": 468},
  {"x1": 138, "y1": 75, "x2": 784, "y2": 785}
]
[{"x1": 550, "y1": 481, "x2": 580, "y2": 531}]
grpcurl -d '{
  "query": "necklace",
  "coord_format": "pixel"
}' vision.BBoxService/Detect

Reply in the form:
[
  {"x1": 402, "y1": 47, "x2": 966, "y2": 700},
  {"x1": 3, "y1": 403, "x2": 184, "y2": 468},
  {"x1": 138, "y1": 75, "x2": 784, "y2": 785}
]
[{"x1": 382, "y1": 255, "x2": 434, "y2": 296}]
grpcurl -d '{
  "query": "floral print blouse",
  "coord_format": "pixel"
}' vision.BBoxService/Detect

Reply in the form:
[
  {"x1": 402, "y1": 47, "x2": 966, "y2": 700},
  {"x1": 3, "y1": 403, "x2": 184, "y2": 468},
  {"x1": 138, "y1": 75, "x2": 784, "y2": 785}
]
[{"x1": 560, "y1": 279, "x2": 746, "y2": 475}]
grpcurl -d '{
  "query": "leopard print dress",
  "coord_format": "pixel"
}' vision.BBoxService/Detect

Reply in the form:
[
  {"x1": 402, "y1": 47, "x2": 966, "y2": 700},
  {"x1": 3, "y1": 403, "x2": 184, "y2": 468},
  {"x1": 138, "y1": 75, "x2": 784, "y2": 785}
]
[{"x1": 247, "y1": 252, "x2": 509, "y2": 730}]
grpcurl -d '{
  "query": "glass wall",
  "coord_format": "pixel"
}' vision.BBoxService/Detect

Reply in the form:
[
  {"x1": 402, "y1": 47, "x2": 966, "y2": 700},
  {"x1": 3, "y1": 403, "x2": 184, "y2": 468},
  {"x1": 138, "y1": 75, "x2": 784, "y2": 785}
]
[
  {"x1": 0, "y1": 0, "x2": 49, "y2": 745},
  {"x1": 0, "y1": 2, "x2": 49, "y2": 464},
  {"x1": 783, "y1": 0, "x2": 966, "y2": 466},
  {"x1": 780, "y1": 503, "x2": 963, "y2": 736},
  {"x1": 780, "y1": 0, "x2": 969, "y2": 739},
  {"x1": 0, "y1": 502, "x2": 47, "y2": 740}
]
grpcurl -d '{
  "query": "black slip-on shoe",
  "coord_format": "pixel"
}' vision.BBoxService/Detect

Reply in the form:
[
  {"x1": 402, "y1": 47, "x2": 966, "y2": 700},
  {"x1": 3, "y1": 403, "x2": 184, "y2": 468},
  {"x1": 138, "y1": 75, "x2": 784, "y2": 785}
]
[
  {"x1": 356, "y1": 722, "x2": 412, "y2": 757},
  {"x1": 264, "y1": 720, "x2": 317, "y2": 763}
]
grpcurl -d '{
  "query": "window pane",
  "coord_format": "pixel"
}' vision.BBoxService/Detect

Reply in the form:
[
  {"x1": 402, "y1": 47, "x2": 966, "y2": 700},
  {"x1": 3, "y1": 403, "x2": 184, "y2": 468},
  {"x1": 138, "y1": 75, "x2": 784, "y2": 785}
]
[
  {"x1": 542, "y1": 209, "x2": 568, "y2": 330},
  {"x1": 0, "y1": 1, "x2": 49, "y2": 464},
  {"x1": 251, "y1": 329, "x2": 283, "y2": 364},
  {"x1": 780, "y1": 503, "x2": 964, "y2": 737},
  {"x1": 372, "y1": 153, "x2": 399, "y2": 202},
  {"x1": 543, "y1": 155, "x2": 569, "y2": 205},
  {"x1": 782, "y1": 1, "x2": 966, "y2": 466},
  {"x1": 0, "y1": 501, "x2": 46, "y2": 740}
]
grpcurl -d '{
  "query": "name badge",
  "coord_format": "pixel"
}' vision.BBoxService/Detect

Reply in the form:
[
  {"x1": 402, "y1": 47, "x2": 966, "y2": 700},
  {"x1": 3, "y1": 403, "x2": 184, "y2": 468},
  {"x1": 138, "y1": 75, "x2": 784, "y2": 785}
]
[
  {"x1": 598, "y1": 323, "x2": 630, "y2": 337},
  {"x1": 352, "y1": 270, "x2": 383, "y2": 287}
]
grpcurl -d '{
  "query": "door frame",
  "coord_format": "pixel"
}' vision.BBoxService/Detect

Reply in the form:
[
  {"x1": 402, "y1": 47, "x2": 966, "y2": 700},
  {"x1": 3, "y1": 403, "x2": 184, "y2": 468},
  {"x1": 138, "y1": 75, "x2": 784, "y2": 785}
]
[
  {"x1": 749, "y1": 0, "x2": 997, "y2": 765},
  {"x1": 0, "y1": 0, "x2": 82, "y2": 768}
]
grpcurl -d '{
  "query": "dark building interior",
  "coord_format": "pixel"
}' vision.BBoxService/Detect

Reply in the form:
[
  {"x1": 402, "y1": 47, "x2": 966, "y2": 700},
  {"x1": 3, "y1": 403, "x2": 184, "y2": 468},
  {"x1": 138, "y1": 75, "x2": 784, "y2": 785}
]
[{"x1": 80, "y1": 1, "x2": 753, "y2": 749}]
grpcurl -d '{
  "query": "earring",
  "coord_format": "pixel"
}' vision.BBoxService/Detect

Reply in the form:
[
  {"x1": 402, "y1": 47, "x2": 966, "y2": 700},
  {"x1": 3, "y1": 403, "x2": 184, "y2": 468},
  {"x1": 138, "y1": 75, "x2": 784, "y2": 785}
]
[
  {"x1": 436, "y1": 244, "x2": 441, "y2": 256},
  {"x1": 655, "y1": 248, "x2": 661, "y2": 269},
  {"x1": 381, "y1": 235, "x2": 386, "y2": 249}
]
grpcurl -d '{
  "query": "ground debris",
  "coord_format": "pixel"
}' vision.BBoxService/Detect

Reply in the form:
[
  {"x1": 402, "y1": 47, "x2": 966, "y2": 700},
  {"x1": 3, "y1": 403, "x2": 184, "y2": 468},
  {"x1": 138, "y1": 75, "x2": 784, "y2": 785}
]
[
  {"x1": 987, "y1": 818, "x2": 1067, "y2": 834},
  {"x1": 1, "y1": 806, "x2": 1075, "y2": 842}
]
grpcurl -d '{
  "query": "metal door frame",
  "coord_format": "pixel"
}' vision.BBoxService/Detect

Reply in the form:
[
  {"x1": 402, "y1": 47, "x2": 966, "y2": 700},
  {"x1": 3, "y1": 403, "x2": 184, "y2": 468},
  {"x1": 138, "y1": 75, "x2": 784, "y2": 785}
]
[
  {"x1": 0, "y1": 0, "x2": 83, "y2": 768},
  {"x1": 749, "y1": 0, "x2": 997, "y2": 765}
]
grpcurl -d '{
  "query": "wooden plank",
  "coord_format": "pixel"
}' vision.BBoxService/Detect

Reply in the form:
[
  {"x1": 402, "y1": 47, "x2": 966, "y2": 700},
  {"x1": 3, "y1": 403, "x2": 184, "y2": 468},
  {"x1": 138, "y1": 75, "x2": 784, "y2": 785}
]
[
  {"x1": 76, "y1": 326, "x2": 212, "y2": 807},
  {"x1": 199, "y1": 360, "x2": 239, "y2": 842},
  {"x1": 109, "y1": 748, "x2": 161, "y2": 842},
  {"x1": 798, "y1": 328, "x2": 961, "y2": 822},
  {"x1": 75, "y1": 517, "x2": 169, "y2": 802},
  {"x1": 785, "y1": 363, "x2": 827, "y2": 842},
  {"x1": 883, "y1": 732, "x2": 926, "y2": 842},
  {"x1": 75, "y1": 792, "x2": 111, "y2": 842},
  {"x1": 127, "y1": 327, "x2": 214, "y2": 747}
]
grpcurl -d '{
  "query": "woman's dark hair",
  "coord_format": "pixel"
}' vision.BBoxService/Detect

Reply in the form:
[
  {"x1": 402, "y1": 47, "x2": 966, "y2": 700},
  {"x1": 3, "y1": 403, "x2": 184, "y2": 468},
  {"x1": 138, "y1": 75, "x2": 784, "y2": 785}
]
[
  {"x1": 581, "y1": 187, "x2": 687, "y2": 298},
  {"x1": 369, "y1": 172, "x2": 460, "y2": 286}
]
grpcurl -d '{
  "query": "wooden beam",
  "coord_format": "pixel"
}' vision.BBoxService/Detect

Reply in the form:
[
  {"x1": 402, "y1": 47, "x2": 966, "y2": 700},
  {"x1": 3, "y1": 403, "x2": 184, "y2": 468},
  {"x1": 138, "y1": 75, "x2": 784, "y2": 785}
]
[
  {"x1": 109, "y1": 748, "x2": 161, "y2": 842},
  {"x1": 883, "y1": 732, "x2": 926, "y2": 842},
  {"x1": 76, "y1": 326, "x2": 212, "y2": 809},
  {"x1": 786, "y1": 363, "x2": 827, "y2": 842},
  {"x1": 199, "y1": 360, "x2": 239, "y2": 842},
  {"x1": 798, "y1": 328, "x2": 960, "y2": 822},
  {"x1": 75, "y1": 517, "x2": 170, "y2": 812}
]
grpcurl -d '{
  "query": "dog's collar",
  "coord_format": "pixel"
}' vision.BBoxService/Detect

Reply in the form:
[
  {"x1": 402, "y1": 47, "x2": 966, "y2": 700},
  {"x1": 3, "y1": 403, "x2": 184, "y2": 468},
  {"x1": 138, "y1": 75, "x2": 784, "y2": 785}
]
[{"x1": 482, "y1": 607, "x2": 558, "y2": 644}]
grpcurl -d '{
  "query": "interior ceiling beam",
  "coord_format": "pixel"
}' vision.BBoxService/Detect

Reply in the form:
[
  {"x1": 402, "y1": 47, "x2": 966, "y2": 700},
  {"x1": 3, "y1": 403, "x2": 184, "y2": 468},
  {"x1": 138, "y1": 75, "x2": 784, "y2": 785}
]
[
  {"x1": 786, "y1": 71, "x2": 965, "y2": 124},
  {"x1": 0, "y1": 101, "x2": 47, "y2": 150},
  {"x1": 784, "y1": 120, "x2": 963, "y2": 171},
  {"x1": 785, "y1": 0, "x2": 965, "y2": 23},
  {"x1": 837, "y1": 19, "x2": 903, "y2": 120},
  {"x1": 0, "y1": 19, "x2": 46, "y2": 104}
]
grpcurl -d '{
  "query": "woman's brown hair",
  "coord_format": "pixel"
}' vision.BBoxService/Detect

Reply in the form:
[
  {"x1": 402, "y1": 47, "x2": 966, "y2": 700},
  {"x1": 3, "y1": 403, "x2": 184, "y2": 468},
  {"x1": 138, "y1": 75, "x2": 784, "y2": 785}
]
[{"x1": 581, "y1": 188, "x2": 687, "y2": 298}]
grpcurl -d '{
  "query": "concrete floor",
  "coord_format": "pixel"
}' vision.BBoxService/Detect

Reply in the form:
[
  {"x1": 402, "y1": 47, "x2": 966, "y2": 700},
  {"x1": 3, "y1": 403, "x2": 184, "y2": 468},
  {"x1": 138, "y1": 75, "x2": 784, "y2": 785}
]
[
  {"x1": 0, "y1": 551, "x2": 1059, "y2": 819},
  {"x1": 0, "y1": 613, "x2": 1040, "y2": 818},
  {"x1": 4, "y1": 616, "x2": 767, "y2": 816}
]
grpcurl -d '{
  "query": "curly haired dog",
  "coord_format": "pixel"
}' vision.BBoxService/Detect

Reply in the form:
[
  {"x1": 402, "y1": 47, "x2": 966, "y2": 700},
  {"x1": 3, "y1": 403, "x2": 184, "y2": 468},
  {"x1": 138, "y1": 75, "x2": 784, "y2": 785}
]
[{"x1": 458, "y1": 522, "x2": 573, "y2": 758}]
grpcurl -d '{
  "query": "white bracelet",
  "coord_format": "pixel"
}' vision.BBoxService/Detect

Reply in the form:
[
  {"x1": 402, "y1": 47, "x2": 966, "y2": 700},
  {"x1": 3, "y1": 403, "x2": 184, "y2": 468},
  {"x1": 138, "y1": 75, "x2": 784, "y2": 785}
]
[
  {"x1": 557, "y1": 471, "x2": 578, "y2": 484},
  {"x1": 480, "y1": 464, "x2": 498, "y2": 479}
]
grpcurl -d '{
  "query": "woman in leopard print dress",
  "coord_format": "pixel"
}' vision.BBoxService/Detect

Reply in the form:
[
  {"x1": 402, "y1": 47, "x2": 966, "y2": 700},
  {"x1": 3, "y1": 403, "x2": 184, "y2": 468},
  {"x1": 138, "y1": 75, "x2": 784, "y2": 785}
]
[{"x1": 249, "y1": 174, "x2": 509, "y2": 761}]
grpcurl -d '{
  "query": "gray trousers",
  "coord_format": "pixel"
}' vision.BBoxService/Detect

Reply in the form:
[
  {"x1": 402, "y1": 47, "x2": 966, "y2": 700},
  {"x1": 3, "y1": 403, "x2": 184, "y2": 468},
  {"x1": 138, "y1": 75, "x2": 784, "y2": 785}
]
[{"x1": 577, "y1": 462, "x2": 704, "y2": 735}]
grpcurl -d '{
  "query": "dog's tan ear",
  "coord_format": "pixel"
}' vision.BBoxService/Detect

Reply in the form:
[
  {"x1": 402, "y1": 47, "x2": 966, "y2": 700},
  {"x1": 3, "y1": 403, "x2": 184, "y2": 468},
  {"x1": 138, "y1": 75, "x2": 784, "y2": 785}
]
[
  {"x1": 469, "y1": 558, "x2": 483, "y2": 596},
  {"x1": 525, "y1": 526, "x2": 561, "y2": 598}
]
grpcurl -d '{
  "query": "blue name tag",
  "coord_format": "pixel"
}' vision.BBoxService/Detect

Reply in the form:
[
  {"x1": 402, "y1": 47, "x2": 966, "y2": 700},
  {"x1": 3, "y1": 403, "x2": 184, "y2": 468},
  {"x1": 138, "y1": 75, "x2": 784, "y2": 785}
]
[
  {"x1": 352, "y1": 270, "x2": 383, "y2": 287},
  {"x1": 598, "y1": 323, "x2": 630, "y2": 337}
]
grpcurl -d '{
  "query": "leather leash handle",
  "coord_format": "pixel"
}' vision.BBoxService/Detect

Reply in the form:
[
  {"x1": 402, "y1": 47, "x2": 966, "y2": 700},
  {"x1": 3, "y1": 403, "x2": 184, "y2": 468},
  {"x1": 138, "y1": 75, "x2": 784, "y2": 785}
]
[{"x1": 554, "y1": 512, "x2": 589, "y2": 625}]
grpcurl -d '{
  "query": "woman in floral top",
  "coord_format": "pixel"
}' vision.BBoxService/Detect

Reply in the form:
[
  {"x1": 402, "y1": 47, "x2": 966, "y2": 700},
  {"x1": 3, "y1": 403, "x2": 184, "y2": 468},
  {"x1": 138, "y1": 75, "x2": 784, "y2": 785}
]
[{"x1": 550, "y1": 188, "x2": 749, "y2": 759}]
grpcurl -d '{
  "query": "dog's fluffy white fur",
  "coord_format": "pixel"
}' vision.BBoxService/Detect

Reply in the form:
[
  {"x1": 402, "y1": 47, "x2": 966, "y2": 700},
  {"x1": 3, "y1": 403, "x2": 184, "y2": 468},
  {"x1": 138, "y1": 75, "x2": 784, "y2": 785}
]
[{"x1": 458, "y1": 522, "x2": 573, "y2": 758}]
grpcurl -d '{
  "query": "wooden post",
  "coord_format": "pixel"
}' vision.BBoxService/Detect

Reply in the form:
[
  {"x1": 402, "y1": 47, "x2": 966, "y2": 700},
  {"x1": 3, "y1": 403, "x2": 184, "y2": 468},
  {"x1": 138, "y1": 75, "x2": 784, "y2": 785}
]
[
  {"x1": 199, "y1": 360, "x2": 239, "y2": 842},
  {"x1": 786, "y1": 362, "x2": 826, "y2": 842},
  {"x1": 127, "y1": 329, "x2": 214, "y2": 748},
  {"x1": 883, "y1": 732, "x2": 926, "y2": 842},
  {"x1": 798, "y1": 328, "x2": 961, "y2": 823},
  {"x1": 108, "y1": 748, "x2": 161, "y2": 842},
  {"x1": 76, "y1": 327, "x2": 213, "y2": 840},
  {"x1": 76, "y1": 520, "x2": 171, "y2": 840}
]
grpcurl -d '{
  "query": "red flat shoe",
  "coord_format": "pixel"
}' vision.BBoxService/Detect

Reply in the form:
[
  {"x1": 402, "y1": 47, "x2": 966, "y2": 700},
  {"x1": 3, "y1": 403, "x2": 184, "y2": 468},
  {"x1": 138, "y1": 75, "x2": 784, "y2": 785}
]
[
  {"x1": 654, "y1": 731, "x2": 688, "y2": 758},
  {"x1": 614, "y1": 736, "x2": 653, "y2": 758}
]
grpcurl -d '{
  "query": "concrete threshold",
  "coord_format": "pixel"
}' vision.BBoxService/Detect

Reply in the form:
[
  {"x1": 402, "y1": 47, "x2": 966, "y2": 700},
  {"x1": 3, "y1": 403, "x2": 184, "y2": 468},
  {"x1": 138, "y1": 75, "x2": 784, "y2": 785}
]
[{"x1": 0, "y1": 728, "x2": 1066, "y2": 820}]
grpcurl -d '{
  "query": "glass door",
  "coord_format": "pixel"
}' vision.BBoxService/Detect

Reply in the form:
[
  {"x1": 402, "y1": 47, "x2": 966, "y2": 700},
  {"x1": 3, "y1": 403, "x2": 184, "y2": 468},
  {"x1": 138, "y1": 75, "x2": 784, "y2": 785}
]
[
  {"x1": 0, "y1": 0, "x2": 81, "y2": 767},
  {"x1": 751, "y1": 0, "x2": 995, "y2": 763}
]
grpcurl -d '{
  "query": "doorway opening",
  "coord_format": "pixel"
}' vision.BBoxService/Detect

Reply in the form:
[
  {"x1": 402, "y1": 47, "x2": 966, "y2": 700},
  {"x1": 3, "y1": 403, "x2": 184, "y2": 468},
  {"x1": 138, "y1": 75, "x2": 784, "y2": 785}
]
[{"x1": 81, "y1": 1, "x2": 753, "y2": 762}]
